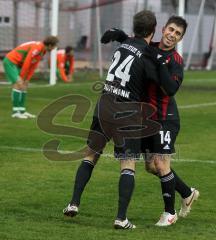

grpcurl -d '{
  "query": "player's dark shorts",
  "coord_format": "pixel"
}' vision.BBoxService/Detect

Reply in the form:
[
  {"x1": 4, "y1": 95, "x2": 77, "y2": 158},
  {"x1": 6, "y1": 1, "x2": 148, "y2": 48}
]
[
  {"x1": 141, "y1": 120, "x2": 180, "y2": 155},
  {"x1": 87, "y1": 117, "x2": 144, "y2": 160}
]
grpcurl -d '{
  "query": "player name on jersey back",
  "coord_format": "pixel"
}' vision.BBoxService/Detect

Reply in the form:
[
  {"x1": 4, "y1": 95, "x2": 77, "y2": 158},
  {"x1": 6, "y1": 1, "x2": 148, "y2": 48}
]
[
  {"x1": 104, "y1": 83, "x2": 130, "y2": 99},
  {"x1": 120, "y1": 44, "x2": 142, "y2": 58}
]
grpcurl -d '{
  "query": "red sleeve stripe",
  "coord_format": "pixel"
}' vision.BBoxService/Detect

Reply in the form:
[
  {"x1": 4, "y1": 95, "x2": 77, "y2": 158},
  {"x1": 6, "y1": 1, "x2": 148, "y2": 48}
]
[
  {"x1": 173, "y1": 51, "x2": 183, "y2": 65},
  {"x1": 162, "y1": 95, "x2": 170, "y2": 120}
]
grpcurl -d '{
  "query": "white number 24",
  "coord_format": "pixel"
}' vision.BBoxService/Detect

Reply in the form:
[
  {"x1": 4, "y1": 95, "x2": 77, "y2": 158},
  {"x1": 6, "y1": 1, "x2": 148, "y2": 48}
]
[{"x1": 106, "y1": 51, "x2": 135, "y2": 87}]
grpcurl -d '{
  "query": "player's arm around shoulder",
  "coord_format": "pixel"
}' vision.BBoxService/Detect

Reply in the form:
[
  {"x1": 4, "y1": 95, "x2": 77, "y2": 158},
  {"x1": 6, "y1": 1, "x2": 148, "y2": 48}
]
[
  {"x1": 142, "y1": 55, "x2": 159, "y2": 84},
  {"x1": 140, "y1": 46, "x2": 162, "y2": 85},
  {"x1": 168, "y1": 50, "x2": 184, "y2": 85}
]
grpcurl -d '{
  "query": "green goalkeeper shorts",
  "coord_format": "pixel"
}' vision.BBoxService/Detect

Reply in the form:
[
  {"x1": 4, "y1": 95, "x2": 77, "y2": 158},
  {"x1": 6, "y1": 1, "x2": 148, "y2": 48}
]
[
  {"x1": 3, "y1": 57, "x2": 21, "y2": 84},
  {"x1": 56, "y1": 68, "x2": 61, "y2": 80}
]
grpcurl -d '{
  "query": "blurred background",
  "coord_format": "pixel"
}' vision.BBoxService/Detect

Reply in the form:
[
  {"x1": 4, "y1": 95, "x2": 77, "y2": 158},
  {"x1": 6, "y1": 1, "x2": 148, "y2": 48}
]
[{"x1": 0, "y1": 0, "x2": 215, "y2": 81}]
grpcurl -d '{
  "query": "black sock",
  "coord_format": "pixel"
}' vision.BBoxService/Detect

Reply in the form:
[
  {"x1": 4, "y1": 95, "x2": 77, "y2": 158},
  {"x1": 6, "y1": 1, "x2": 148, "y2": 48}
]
[
  {"x1": 171, "y1": 169, "x2": 192, "y2": 198},
  {"x1": 160, "y1": 171, "x2": 175, "y2": 215},
  {"x1": 70, "y1": 160, "x2": 94, "y2": 206},
  {"x1": 117, "y1": 169, "x2": 135, "y2": 220}
]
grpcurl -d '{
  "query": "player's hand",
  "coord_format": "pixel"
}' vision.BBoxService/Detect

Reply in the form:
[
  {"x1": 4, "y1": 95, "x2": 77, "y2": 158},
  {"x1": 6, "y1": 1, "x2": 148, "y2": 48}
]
[
  {"x1": 66, "y1": 75, "x2": 73, "y2": 83},
  {"x1": 101, "y1": 28, "x2": 128, "y2": 44},
  {"x1": 16, "y1": 76, "x2": 25, "y2": 88},
  {"x1": 145, "y1": 46, "x2": 167, "y2": 66},
  {"x1": 17, "y1": 76, "x2": 24, "y2": 82}
]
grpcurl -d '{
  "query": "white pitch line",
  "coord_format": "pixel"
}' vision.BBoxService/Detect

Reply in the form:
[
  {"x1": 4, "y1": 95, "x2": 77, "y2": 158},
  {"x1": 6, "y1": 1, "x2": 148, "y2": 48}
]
[
  {"x1": 0, "y1": 82, "x2": 52, "y2": 88},
  {"x1": 0, "y1": 91, "x2": 215, "y2": 110},
  {"x1": 179, "y1": 102, "x2": 216, "y2": 109},
  {"x1": 0, "y1": 145, "x2": 215, "y2": 164},
  {"x1": 0, "y1": 82, "x2": 94, "y2": 88},
  {"x1": 0, "y1": 146, "x2": 43, "y2": 152},
  {"x1": 185, "y1": 78, "x2": 216, "y2": 83},
  {"x1": 0, "y1": 78, "x2": 215, "y2": 85},
  {"x1": 103, "y1": 154, "x2": 216, "y2": 164}
]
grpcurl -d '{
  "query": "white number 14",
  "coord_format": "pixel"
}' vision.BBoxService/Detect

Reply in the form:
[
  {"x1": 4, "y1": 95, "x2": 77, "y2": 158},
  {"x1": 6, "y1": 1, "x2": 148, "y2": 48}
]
[{"x1": 159, "y1": 131, "x2": 171, "y2": 144}]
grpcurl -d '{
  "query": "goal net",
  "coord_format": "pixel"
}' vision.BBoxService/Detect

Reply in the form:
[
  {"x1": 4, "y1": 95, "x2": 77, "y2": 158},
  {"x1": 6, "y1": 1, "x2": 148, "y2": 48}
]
[{"x1": 0, "y1": 0, "x2": 215, "y2": 83}]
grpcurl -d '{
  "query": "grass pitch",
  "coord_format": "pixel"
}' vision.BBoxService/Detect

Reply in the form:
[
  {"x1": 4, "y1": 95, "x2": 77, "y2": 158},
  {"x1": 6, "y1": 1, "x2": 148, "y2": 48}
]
[{"x1": 0, "y1": 70, "x2": 216, "y2": 240}]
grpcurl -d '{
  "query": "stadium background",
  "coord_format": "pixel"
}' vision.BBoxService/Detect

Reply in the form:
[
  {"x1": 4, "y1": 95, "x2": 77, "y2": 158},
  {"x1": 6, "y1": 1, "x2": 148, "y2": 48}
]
[
  {"x1": 0, "y1": 1, "x2": 215, "y2": 240},
  {"x1": 0, "y1": 0, "x2": 216, "y2": 76}
]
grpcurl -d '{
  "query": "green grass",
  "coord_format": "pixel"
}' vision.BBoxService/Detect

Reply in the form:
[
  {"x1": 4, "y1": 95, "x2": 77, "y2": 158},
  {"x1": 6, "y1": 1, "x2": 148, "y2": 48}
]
[{"x1": 0, "y1": 70, "x2": 216, "y2": 240}]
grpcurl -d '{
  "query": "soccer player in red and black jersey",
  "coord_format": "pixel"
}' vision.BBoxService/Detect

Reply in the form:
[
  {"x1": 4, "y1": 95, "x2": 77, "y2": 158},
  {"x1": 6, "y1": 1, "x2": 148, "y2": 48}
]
[
  {"x1": 143, "y1": 16, "x2": 200, "y2": 226},
  {"x1": 100, "y1": 16, "x2": 199, "y2": 226}
]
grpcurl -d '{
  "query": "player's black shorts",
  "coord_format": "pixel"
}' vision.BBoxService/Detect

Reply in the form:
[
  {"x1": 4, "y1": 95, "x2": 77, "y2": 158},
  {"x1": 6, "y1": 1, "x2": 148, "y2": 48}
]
[
  {"x1": 141, "y1": 120, "x2": 180, "y2": 155},
  {"x1": 87, "y1": 117, "x2": 144, "y2": 159}
]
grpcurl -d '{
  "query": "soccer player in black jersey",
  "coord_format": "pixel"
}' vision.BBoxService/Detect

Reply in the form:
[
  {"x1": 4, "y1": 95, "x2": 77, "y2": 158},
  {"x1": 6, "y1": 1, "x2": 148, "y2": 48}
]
[
  {"x1": 63, "y1": 10, "x2": 165, "y2": 229},
  {"x1": 101, "y1": 16, "x2": 200, "y2": 226}
]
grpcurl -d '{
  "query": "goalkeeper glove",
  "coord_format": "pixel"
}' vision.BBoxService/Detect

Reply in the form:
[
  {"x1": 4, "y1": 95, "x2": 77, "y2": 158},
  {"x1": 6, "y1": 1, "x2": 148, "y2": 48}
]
[{"x1": 100, "y1": 28, "x2": 128, "y2": 44}]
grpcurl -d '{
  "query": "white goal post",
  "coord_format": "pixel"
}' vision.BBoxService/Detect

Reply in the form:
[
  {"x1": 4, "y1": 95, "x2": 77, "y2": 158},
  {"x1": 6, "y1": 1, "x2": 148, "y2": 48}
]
[{"x1": 49, "y1": 0, "x2": 59, "y2": 85}]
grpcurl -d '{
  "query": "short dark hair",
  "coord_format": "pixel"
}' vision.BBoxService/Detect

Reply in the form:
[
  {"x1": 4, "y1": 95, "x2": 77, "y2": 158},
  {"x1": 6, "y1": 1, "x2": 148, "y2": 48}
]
[
  {"x1": 133, "y1": 10, "x2": 157, "y2": 38},
  {"x1": 165, "y1": 16, "x2": 188, "y2": 35},
  {"x1": 43, "y1": 36, "x2": 59, "y2": 46},
  {"x1": 65, "y1": 46, "x2": 73, "y2": 54}
]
